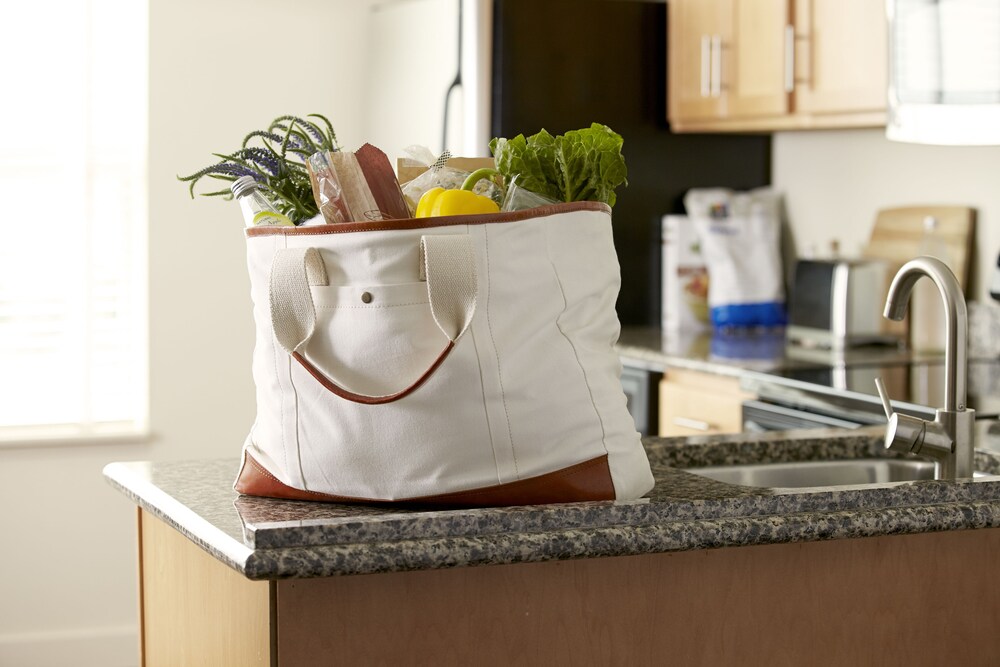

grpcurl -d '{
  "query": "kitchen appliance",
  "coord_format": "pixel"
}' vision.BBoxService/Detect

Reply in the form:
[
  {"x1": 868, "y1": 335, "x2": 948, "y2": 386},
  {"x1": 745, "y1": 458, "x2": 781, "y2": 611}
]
[{"x1": 786, "y1": 259, "x2": 896, "y2": 349}]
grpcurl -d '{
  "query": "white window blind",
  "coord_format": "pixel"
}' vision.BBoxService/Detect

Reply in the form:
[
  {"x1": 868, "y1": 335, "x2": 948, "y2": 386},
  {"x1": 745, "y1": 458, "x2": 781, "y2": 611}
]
[
  {"x1": 888, "y1": 0, "x2": 1000, "y2": 144},
  {"x1": 0, "y1": 0, "x2": 148, "y2": 442}
]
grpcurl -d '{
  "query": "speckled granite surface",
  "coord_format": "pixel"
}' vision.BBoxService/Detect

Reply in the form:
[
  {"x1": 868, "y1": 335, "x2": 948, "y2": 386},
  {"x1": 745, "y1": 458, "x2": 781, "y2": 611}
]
[{"x1": 104, "y1": 425, "x2": 1000, "y2": 580}]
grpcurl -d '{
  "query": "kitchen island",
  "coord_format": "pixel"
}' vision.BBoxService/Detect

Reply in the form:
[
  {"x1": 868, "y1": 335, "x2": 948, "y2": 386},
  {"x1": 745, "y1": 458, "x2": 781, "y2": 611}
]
[{"x1": 107, "y1": 427, "x2": 1000, "y2": 666}]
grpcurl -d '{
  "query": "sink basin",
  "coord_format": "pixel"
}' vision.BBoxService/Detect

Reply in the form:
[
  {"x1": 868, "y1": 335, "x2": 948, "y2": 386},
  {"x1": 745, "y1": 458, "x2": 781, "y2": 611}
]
[{"x1": 688, "y1": 459, "x2": 937, "y2": 488}]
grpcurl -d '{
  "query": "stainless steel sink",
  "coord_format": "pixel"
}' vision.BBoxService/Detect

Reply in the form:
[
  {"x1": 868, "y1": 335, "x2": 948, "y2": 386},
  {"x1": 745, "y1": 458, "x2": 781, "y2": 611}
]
[{"x1": 688, "y1": 459, "x2": 938, "y2": 488}]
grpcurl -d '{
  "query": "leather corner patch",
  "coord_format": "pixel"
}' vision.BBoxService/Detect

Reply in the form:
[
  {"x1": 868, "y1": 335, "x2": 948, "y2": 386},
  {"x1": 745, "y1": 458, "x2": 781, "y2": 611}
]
[{"x1": 235, "y1": 452, "x2": 616, "y2": 508}]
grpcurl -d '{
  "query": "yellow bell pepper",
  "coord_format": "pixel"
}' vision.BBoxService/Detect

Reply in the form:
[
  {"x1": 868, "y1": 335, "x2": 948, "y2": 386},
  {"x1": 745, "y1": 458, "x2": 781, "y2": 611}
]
[
  {"x1": 414, "y1": 168, "x2": 501, "y2": 218},
  {"x1": 416, "y1": 187, "x2": 499, "y2": 217}
]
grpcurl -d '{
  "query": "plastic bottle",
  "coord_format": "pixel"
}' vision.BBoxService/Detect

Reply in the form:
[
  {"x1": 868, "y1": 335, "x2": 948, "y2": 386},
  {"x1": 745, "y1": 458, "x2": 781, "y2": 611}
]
[
  {"x1": 911, "y1": 216, "x2": 949, "y2": 352},
  {"x1": 231, "y1": 176, "x2": 294, "y2": 228}
]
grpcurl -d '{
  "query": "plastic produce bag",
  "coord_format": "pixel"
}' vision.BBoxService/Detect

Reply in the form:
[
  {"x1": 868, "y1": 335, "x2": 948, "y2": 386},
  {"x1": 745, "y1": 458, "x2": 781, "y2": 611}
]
[
  {"x1": 684, "y1": 188, "x2": 786, "y2": 328},
  {"x1": 306, "y1": 151, "x2": 352, "y2": 224},
  {"x1": 500, "y1": 175, "x2": 559, "y2": 212}
]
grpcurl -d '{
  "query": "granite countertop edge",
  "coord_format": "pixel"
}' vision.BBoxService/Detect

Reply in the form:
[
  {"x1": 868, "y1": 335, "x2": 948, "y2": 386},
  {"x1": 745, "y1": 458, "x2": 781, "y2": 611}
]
[
  {"x1": 104, "y1": 428, "x2": 1000, "y2": 580},
  {"x1": 103, "y1": 463, "x2": 254, "y2": 574},
  {"x1": 242, "y1": 500, "x2": 1000, "y2": 579}
]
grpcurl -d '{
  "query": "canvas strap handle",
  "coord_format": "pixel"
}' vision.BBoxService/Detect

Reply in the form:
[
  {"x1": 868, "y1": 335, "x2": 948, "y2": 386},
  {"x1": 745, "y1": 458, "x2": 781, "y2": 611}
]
[{"x1": 268, "y1": 235, "x2": 477, "y2": 403}]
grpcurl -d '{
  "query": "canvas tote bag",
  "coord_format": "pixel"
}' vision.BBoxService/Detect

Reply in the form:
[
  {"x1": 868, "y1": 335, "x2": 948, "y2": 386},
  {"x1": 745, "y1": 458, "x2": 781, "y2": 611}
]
[{"x1": 234, "y1": 201, "x2": 654, "y2": 507}]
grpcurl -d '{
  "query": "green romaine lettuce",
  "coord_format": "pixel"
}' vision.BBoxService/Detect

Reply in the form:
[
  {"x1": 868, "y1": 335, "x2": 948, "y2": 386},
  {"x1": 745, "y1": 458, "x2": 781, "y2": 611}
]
[{"x1": 489, "y1": 123, "x2": 628, "y2": 207}]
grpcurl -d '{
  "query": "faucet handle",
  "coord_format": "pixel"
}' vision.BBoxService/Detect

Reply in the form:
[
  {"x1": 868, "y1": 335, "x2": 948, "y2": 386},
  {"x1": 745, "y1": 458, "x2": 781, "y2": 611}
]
[
  {"x1": 874, "y1": 378, "x2": 894, "y2": 421},
  {"x1": 874, "y1": 377, "x2": 956, "y2": 468},
  {"x1": 875, "y1": 377, "x2": 927, "y2": 455}
]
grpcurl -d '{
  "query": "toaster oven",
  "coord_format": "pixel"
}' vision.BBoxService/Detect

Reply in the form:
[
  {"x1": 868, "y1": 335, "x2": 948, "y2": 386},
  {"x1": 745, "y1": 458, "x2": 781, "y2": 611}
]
[{"x1": 786, "y1": 259, "x2": 898, "y2": 349}]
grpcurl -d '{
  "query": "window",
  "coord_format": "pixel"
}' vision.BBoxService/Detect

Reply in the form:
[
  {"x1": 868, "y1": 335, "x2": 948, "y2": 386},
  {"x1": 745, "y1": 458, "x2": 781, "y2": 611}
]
[
  {"x1": 0, "y1": 0, "x2": 148, "y2": 442},
  {"x1": 888, "y1": 0, "x2": 1000, "y2": 144}
]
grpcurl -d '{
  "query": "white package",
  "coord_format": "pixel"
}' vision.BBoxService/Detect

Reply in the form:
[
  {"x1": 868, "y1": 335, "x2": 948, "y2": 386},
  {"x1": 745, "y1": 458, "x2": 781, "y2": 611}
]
[
  {"x1": 684, "y1": 188, "x2": 786, "y2": 328},
  {"x1": 661, "y1": 214, "x2": 710, "y2": 332}
]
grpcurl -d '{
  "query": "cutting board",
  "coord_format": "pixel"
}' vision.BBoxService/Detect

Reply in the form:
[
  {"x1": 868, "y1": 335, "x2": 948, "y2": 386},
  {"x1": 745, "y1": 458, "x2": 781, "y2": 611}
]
[{"x1": 863, "y1": 206, "x2": 976, "y2": 294}]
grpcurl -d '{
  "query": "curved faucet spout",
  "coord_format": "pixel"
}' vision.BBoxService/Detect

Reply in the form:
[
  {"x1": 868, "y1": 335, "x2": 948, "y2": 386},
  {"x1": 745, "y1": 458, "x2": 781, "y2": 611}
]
[{"x1": 883, "y1": 256, "x2": 967, "y2": 412}]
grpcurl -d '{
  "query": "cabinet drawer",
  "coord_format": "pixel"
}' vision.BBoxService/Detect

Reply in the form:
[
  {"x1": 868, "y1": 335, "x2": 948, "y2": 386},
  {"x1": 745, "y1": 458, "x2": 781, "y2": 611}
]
[{"x1": 658, "y1": 369, "x2": 753, "y2": 437}]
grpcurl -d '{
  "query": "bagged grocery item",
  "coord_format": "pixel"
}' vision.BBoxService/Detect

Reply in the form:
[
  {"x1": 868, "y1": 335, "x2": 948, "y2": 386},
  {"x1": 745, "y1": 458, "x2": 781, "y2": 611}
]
[
  {"x1": 235, "y1": 202, "x2": 654, "y2": 507},
  {"x1": 398, "y1": 154, "x2": 499, "y2": 215},
  {"x1": 661, "y1": 214, "x2": 709, "y2": 332},
  {"x1": 306, "y1": 151, "x2": 352, "y2": 224},
  {"x1": 684, "y1": 188, "x2": 786, "y2": 328}
]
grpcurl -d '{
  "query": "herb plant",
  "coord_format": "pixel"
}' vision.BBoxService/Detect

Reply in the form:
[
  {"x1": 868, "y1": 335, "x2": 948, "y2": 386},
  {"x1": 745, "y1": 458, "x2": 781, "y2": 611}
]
[
  {"x1": 489, "y1": 123, "x2": 628, "y2": 207},
  {"x1": 178, "y1": 114, "x2": 339, "y2": 224}
]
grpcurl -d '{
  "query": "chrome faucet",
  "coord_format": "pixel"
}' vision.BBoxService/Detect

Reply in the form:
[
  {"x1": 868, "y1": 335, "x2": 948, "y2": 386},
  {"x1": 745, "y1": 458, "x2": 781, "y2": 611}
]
[{"x1": 874, "y1": 256, "x2": 975, "y2": 480}]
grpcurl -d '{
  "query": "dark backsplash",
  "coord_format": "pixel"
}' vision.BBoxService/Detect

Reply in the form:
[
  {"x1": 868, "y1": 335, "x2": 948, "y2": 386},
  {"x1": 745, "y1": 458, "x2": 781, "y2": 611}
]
[{"x1": 491, "y1": 0, "x2": 771, "y2": 325}]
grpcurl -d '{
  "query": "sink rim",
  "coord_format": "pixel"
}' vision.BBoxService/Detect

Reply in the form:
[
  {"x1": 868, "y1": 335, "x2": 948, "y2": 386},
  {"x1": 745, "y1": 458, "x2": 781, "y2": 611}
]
[{"x1": 684, "y1": 457, "x2": 948, "y2": 490}]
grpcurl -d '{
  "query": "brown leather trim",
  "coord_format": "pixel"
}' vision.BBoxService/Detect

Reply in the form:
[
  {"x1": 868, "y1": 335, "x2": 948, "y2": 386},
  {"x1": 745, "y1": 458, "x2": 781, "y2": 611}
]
[
  {"x1": 235, "y1": 452, "x2": 616, "y2": 508},
  {"x1": 291, "y1": 342, "x2": 453, "y2": 405},
  {"x1": 245, "y1": 201, "x2": 611, "y2": 237}
]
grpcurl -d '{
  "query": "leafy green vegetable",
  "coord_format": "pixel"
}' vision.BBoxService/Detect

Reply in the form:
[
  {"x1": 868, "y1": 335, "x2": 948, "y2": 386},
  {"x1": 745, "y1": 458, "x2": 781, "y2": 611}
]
[{"x1": 489, "y1": 123, "x2": 628, "y2": 207}]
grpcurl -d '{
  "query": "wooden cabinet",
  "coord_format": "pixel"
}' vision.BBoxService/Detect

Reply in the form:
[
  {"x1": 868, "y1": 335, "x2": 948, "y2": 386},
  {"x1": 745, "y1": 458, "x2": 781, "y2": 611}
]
[
  {"x1": 138, "y1": 508, "x2": 1000, "y2": 665},
  {"x1": 669, "y1": 0, "x2": 789, "y2": 123},
  {"x1": 658, "y1": 368, "x2": 752, "y2": 437},
  {"x1": 668, "y1": 0, "x2": 887, "y2": 132}
]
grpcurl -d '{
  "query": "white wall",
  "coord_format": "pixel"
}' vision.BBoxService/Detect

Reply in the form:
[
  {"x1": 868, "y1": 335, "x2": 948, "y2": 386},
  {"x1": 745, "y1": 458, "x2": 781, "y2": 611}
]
[
  {"x1": 0, "y1": 1, "x2": 378, "y2": 665},
  {"x1": 364, "y1": 0, "x2": 460, "y2": 157},
  {"x1": 773, "y1": 128, "x2": 1000, "y2": 302}
]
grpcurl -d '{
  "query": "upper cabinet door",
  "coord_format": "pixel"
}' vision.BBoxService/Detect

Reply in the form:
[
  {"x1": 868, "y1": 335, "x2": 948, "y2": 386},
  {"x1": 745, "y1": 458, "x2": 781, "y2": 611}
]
[
  {"x1": 668, "y1": 0, "x2": 732, "y2": 122},
  {"x1": 667, "y1": 0, "x2": 888, "y2": 131},
  {"x1": 728, "y1": 0, "x2": 791, "y2": 118},
  {"x1": 793, "y1": 0, "x2": 888, "y2": 114}
]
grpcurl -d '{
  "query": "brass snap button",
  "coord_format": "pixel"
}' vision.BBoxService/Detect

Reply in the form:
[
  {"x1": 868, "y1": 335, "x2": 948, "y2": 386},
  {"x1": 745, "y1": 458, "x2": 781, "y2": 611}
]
[{"x1": 361, "y1": 291, "x2": 373, "y2": 304}]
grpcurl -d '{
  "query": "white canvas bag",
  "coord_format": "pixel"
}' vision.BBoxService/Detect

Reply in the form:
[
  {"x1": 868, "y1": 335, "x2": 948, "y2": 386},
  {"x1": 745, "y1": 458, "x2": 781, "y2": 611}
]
[{"x1": 234, "y1": 201, "x2": 654, "y2": 506}]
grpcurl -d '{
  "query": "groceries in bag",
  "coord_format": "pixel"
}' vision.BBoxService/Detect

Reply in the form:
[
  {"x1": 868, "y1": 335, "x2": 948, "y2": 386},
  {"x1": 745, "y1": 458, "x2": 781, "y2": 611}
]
[{"x1": 179, "y1": 115, "x2": 629, "y2": 226}]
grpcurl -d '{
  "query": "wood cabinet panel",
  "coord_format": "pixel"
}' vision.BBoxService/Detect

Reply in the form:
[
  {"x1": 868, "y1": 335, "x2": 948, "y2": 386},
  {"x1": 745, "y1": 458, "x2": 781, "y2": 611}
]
[
  {"x1": 275, "y1": 528, "x2": 1000, "y2": 665},
  {"x1": 668, "y1": 0, "x2": 731, "y2": 121},
  {"x1": 658, "y1": 368, "x2": 752, "y2": 436},
  {"x1": 730, "y1": 0, "x2": 790, "y2": 118},
  {"x1": 668, "y1": 0, "x2": 888, "y2": 132},
  {"x1": 139, "y1": 510, "x2": 272, "y2": 667},
  {"x1": 794, "y1": 0, "x2": 888, "y2": 115}
]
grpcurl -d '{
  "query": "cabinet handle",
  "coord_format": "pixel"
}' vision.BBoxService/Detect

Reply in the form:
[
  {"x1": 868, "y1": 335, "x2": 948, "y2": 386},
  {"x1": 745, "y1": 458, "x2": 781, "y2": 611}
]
[
  {"x1": 784, "y1": 25, "x2": 795, "y2": 93},
  {"x1": 710, "y1": 35, "x2": 722, "y2": 97},
  {"x1": 700, "y1": 35, "x2": 711, "y2": 97},
  {"x1": 673, "y1": 416, "x2": 714, "y2": 431}
]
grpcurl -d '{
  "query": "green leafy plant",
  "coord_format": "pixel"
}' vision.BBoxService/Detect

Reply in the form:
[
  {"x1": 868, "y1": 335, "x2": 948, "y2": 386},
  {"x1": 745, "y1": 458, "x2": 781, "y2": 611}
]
[
  {"x1": 489, "y1": 122, "x2": 628, "y2": 207},
  {"x1": 178, "y1": 114, "x2": 339, "y2": 223}
]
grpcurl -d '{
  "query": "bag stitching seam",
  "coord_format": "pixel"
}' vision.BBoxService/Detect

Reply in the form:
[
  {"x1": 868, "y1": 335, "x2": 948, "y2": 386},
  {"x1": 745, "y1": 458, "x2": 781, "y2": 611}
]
[
  {"x1": 543, "y1": 223, "x2": 613, "y2": 462},
  {"x1": 467, "y1": 324, "x2": 502, "y2": 486},
  {"x1": 484, "y1": 229, "x2": 518, "y2": 478}
]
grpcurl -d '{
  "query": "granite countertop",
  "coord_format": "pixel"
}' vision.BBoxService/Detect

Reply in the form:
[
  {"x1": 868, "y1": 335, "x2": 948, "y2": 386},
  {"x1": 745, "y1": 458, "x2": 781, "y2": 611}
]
[{"x1": 104, "y1": 426, "x2": 1000, "y2": 581}]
